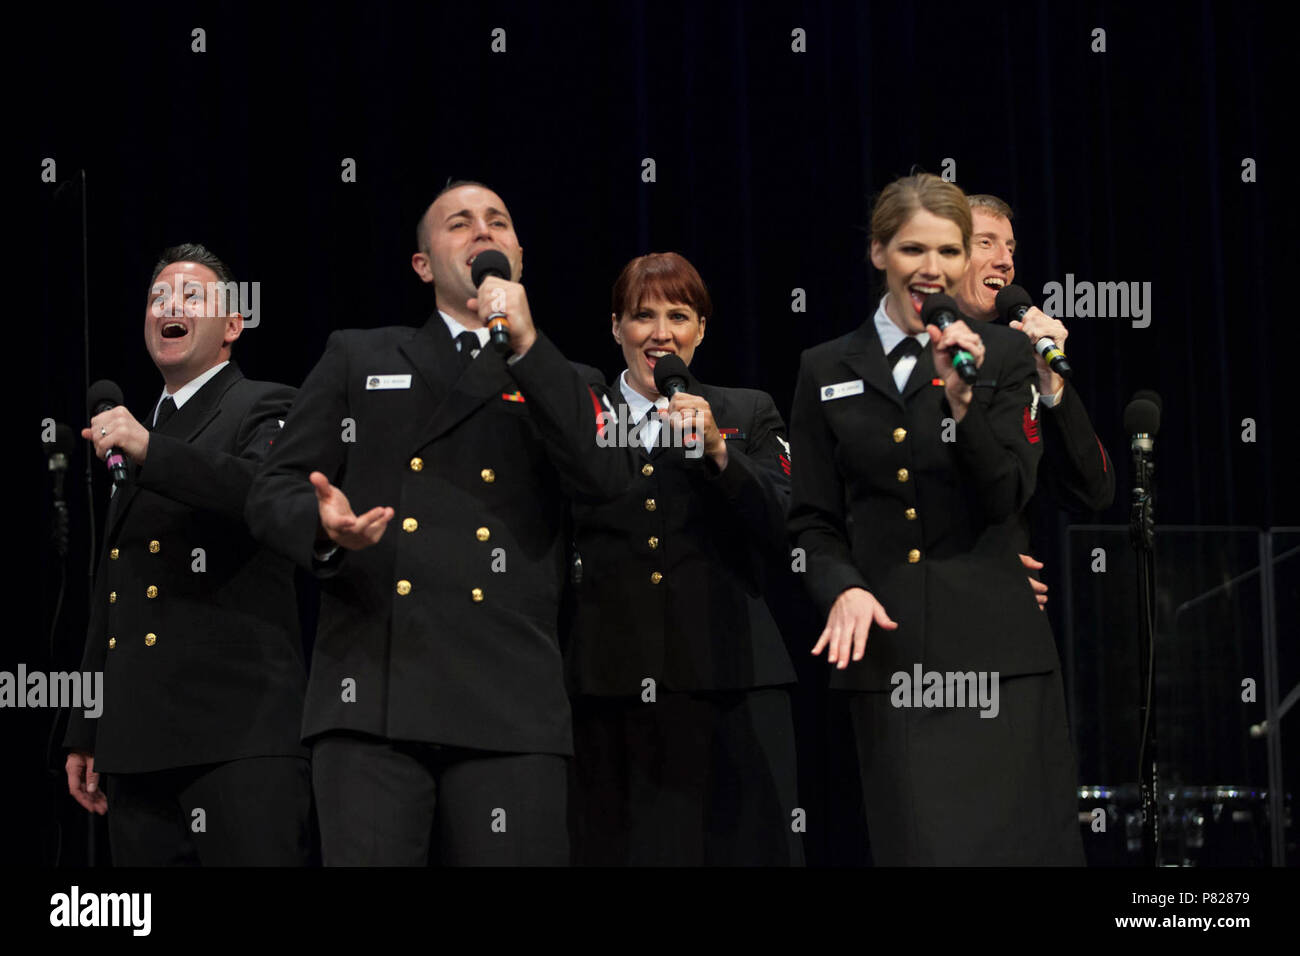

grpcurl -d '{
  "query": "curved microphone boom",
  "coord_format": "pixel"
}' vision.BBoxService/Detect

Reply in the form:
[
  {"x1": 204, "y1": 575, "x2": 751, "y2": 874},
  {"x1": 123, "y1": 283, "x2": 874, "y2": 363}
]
[
  {"x1": 995, "y1": 284, "x2": 1073, "y2": 379},
  {"x1": 87, "y1": 379, "x2": 128, "y2": 485},
  {"x1": 470, "y1": 249, "x2": 513, "y2": 353},
  {"x1": 919, "y1": 293, "x2": 979, "y2": 385}
]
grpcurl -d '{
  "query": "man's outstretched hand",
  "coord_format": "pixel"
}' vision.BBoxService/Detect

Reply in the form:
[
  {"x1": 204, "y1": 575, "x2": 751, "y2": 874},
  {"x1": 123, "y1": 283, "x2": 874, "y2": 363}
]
[{"x1": 311, "y1": 471, "x2": 393, "y2": 550}]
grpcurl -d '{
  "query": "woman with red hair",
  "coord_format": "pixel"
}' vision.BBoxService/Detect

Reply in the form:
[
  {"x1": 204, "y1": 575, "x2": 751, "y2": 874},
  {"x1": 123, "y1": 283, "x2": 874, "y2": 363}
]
[{"x1": 565, "y1": 252, "x2": 802, "y2": 865}]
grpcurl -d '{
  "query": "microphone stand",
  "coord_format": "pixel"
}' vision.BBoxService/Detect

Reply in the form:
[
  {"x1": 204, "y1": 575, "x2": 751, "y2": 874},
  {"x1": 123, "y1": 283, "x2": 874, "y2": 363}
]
[
  {"x1": 1129, "y1": 437, "x2": 1159, "y2": 865},
  {"x1": 44, "y1": 455, "x2": 70, "y2": 866}
]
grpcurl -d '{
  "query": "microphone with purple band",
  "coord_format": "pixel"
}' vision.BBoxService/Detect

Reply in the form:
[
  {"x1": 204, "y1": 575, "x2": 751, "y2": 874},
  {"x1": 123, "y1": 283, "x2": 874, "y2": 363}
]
[{"x1": 87, "y1": 379, "x2": 128, "y2": 485}]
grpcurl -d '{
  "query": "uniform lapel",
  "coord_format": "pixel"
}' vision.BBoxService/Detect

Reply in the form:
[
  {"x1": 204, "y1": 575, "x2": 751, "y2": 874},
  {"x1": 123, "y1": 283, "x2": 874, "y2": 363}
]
[
  {"x1": 156, "y1": 361, "x2": 243, "y2": 443},
  {"x1": 839, "y1": 320, "x2": 904, "y2": 409},
  {"x1": 899, "y1": 344, "x2": 938, "y2": 403},
  {"x1": 424, "y1": 344, "x2": 513, "y2": 442},
  {"x1": 697, "y1": 381, "x2": 726, "y2": 420},
  {"x1": 398, "y1": 315, "x2": 458, "y2": 411},
  {"x1": 401, "y1": 314, "x2": 514, "y2": 449}
]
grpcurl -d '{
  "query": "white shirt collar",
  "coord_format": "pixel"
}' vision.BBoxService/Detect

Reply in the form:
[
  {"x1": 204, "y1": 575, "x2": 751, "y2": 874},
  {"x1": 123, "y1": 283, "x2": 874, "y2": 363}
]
[
  {"x1": 618, "y1": 369, "x2": 669, "y2": 423},
  {"x1": 439, "y1": 310, "x2": 490, "y2": 349},
  {"x1": 154, "y1": 361, "x2": 230, "y2": 424},
  {"x1": 873, "y1": 294, "x2": 930, "y2": 356}
]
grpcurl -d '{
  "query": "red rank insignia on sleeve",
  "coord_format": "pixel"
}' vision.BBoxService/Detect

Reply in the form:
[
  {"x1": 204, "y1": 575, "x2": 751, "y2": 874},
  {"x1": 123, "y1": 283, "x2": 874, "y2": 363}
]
[
  {"x1": 1022, "y1": 407, "x2": 1041, "y2": 444},
  {"x1": 501, "y1": 390, "x2": 526, "y2": 403},
  {"x1": 589, "y1": 387, "x2": 607, "y2": 438}
]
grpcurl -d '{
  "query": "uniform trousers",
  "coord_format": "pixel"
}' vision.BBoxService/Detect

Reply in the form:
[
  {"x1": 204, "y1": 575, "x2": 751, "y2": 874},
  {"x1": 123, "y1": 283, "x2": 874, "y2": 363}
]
[
  {"x1": 570, "y1": 687, "x2": 804, "y2": 866},
  {"x1": 311, "y1": 731, "x2": 569, "y2": 866},
  {"x1": 105, "y1": 756, "x2": 312, "y2": 866},
  {"x1": 848, "y1": 670, "x2": 1085, "y2": 866}
]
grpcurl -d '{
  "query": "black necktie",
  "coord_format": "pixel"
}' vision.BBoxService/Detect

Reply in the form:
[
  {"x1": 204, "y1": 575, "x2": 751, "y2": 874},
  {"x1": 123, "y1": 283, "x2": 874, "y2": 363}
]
[
  {"x1": 455, "y1": 331, "x2": 480, "y2": 372},
  {"x1": 887, "y1": 336, "x2": 923, "y2": 370},
  {"x1": 154, "y1": 396, "x2": 178, "y2": 430}
]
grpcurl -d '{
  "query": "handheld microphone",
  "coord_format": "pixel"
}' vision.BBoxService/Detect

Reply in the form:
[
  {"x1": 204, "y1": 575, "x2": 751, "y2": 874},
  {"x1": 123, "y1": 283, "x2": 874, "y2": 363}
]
[
  {"x1": 87, "y1": 380, "x2": 128, "y2": 485},
  {"x1": 996, "y1": 284, "x2": 1073, "y2": 379},
  {"x1": 652, "y1": 354, "x2": 691, "y2": 398},
  {"x1": 470, "y1": 249, "x2": 513, "y2": 353},
  {"x1": 919, "y1": 294, "x2": 978, "y2": 385}
]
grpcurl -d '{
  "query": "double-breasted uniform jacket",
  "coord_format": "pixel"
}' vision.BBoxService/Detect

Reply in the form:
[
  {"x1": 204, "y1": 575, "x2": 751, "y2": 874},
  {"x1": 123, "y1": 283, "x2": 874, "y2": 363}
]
[
  {"x1": 788, "y1": 318, "x2": 1062, "y2": 690},
  {"x1": 565, "y1": 373, "x2": 796, "y2": 695},
  {"x1": 244, "y1": 317, "x2": 633, "y2": 757},
  {"x1": 64, "y1": 362, "x2": 307, "y2": 774}
]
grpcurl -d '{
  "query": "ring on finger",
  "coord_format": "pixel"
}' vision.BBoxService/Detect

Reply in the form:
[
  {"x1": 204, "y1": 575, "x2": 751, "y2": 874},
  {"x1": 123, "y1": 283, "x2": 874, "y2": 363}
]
[{"x1": 100, "y1": 426, "x2": 108, "y2": 436}]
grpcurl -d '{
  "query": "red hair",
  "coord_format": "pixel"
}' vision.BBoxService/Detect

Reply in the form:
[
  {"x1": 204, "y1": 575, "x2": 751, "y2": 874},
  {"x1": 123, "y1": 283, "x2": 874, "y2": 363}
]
[{"x1": 611, "y1": 252, "x2": 713, "y2": 320}]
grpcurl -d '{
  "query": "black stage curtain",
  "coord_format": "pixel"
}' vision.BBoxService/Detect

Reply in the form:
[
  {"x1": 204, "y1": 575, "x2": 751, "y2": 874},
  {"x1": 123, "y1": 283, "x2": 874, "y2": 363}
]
[{"x1": 23, "y1": 0, "x2": 1294, "y2": 867}]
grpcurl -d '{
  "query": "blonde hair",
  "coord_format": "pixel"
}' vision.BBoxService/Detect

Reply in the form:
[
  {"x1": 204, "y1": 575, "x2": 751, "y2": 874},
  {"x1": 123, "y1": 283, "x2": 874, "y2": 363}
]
[{"x1": 869, "y1": 173, "x2": 973, "y2": 255}]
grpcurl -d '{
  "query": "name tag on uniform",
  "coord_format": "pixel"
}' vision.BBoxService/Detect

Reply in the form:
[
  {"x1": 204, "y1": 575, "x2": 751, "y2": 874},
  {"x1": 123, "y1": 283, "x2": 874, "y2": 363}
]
[
  {"x1": 820, "y1": 379, "x2": 864, "y2": 401},
  {"x1": 365, "y1": 374, "x2": 412, "y2": 390}
]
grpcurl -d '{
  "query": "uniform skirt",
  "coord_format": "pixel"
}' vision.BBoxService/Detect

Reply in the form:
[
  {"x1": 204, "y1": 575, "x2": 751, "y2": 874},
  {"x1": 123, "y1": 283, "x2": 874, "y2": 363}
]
[{"x1": 848, "y1": 669, "x2": 1084, "y2": 865}]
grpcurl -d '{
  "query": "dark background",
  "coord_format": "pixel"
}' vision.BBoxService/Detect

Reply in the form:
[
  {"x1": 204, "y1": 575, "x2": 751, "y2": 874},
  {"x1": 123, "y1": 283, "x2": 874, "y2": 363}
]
[{"x1": 17, "y1": 0, "x2": 1296, "y2": 867}]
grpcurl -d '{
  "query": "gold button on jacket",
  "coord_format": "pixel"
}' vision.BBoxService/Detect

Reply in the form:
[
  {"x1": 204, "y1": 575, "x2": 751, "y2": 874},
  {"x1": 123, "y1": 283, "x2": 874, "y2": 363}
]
[
  {"x1": 471, "y1": 588, "x2": 484, "y2": 603},
  {"x1": 146, "y1": 585, "x2": 158, "y2": 599},
  {"x1": 144, "y1": 633, "x2": 157, "y2": 646},
  {"x1": 907, "y1": 549, "x2": 921, "y2": 564},
  {"x1": 476, "y1": 527, "x2": 490, "y2": 542},
  {"x1": 402, "y1": 517, "x2": 418, "y2": 532},
  {"x1": 896, "y1": 468, "x2": 909, "y2": 483},
  {"x1": 396, "y1": 580, "x2": 412, "y2": 596},
  {"x1": 149, "y1": 540, "x2": 160, "y2": 553},
  {"x1": 892, "y1": 427, "x2": 907, "y2": 443},
  {"x1": 109, "y1": 591, "x2": 117, "y2": 604},
  {"x1": 650, "y1": 571, "x2": 663, "y2": 584},
  {"x1": 480, "y1": 468, "x2": 496, "y2": 483},
  {"x1": 641, "y1": 463, "x2": 654, "y2": 477},
  {"x1": 107, "y1": 637, "x2": 116, "y2": 650},
  {"x1": 644, "y1": 498, "x2": 656, "y2": 512},
  {"x1": 110, "y1": 548, "x2": 119, "y2": 560},
  {"x1": 905, "y1": 507, "x2": 917, "y2": 520},
  {"x1": 409, "y1": 457, "x2": 424, "y2": 471}
]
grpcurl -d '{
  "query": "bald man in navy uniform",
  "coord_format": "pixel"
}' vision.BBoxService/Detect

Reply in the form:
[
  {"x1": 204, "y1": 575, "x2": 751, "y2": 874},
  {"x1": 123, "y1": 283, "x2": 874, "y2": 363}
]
[{"x1": 245, "y1": 181, "x2": 631, "y2": 866}]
